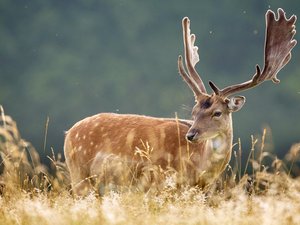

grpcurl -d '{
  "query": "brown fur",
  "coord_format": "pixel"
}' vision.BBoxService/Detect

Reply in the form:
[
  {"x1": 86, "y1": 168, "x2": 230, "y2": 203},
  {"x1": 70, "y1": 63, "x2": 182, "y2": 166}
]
[{"x1": 64, "y1": 113, "x2": 212, "y2": 195}]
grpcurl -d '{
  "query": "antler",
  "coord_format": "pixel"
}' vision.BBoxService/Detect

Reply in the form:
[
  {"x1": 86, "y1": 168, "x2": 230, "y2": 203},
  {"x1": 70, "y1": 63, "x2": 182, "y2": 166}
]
[
  {"x1": 178, "y1": 17, "x2": 207, "y2": 96},
  {"x1": 209, "y1": 8, "x2": 297, "y2": 97}
]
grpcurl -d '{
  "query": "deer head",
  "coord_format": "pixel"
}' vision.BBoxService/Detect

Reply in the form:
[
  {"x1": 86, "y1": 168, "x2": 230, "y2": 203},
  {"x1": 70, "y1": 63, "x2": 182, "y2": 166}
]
[{"x1": 178, "y1": 8, "x2": 297, "y2": 143}]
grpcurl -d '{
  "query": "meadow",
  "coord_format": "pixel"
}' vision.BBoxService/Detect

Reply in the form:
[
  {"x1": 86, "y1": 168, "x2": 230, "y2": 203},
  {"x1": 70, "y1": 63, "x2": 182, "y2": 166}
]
[{"x1": 1, "y1": 106, "x2": 300, "y2": 225}]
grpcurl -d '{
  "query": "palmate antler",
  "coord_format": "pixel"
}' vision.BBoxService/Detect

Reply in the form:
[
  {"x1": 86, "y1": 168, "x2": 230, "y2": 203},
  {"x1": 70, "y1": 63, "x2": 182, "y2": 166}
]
[{"x1": 209, "y1": 8, "x2": 297, "y2": 97}]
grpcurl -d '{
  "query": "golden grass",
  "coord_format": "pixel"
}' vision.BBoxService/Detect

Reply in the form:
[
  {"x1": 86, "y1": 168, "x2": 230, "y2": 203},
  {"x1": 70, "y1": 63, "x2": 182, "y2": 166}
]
[{"x1": 1, "y1": 105, "x2": 300, "y2": 225}]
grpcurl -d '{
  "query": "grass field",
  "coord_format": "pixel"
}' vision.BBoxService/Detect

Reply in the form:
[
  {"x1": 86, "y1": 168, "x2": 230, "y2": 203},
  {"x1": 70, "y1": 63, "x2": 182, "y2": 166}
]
[{"x1": 1, "y1": 106, "x2": 300, "y2": 225}]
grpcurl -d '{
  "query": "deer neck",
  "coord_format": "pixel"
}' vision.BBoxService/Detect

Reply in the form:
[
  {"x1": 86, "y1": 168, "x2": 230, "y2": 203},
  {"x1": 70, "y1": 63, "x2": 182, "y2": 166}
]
[
  {"x1": 211, "y1": 119, "x2": 233, "y2": 155},
  {"x1": 202, "y1": 116, "x2": 233, "y2": 179},
  {"x1": 210, "y1": 131, "x2": 232, "y2": 158}
]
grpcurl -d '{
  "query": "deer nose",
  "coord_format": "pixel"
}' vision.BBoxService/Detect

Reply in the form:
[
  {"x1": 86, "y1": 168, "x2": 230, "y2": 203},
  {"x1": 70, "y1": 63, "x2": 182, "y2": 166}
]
[{"x1": 186, "y1": 131, "x2": 198, "y2": 142}]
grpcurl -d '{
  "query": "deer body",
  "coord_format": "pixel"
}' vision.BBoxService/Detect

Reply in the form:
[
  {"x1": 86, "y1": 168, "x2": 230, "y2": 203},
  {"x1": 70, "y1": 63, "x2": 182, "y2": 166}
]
[
  {"x1": 64, "y1": 112, "x2": 233, "y2": 195},
  {"x1": 64, "y1": 9, "x2": 296, "y2": 196}
]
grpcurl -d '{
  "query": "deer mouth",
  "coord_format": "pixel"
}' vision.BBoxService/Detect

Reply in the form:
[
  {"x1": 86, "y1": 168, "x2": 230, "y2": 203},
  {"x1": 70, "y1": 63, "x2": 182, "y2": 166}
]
[
  {"x1": 186, "y1": 131, "x2": 198, "y2": 142},
  {"x1": 186, "y1": 130, "x2": 219, "y2": 143}
]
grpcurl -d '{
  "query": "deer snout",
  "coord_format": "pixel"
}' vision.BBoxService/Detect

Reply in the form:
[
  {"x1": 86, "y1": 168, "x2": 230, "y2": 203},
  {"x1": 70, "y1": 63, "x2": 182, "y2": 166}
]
[{"x1": 186, "y1": 130, "x2": 199, "y2": 142}]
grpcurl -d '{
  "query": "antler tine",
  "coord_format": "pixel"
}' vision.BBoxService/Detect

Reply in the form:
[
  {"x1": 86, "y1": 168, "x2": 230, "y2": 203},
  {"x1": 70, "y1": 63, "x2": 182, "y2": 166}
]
[
  {"x1": 178, "y1": 55, "x2": 202, "y2": 96},
  {"x1": 178, "y1": 17, "x2": 207, "y2": 96},
  {"x1": 218, "y1": 8, "x2": 297, "y2": 97}
]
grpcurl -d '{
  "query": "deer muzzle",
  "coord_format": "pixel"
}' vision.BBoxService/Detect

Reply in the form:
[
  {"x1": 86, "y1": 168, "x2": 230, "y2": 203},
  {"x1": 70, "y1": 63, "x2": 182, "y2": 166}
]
[{"x1": 186, "y1": 129, "x2": 199, "y2": 142}]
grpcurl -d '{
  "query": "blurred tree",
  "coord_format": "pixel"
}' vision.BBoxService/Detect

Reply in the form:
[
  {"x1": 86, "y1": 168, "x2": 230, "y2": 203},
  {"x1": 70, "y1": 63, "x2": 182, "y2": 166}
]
[{"x1": 0, "y1": 0, "x2": 299, "y2": 162}]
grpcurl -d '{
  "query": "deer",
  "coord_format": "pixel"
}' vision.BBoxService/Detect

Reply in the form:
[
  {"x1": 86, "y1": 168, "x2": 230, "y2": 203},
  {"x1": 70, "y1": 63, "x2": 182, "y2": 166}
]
[{"x1": 64, "y1": 8, "x2": 297, "y2": 196}]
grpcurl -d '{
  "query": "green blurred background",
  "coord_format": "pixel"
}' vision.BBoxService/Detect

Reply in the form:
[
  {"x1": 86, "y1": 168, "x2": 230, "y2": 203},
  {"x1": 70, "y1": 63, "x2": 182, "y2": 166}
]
[{"x1": 0, "y1": 0, "x2": 299, "y2": 162}]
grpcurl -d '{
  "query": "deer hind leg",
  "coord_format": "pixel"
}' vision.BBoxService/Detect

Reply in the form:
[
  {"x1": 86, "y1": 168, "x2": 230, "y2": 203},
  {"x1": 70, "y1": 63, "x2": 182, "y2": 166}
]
[
  {"x1": 64, "y1": 138, "x2": 93, "y2": 196},
  {"x1": 90, "y1": 152, "x2": 133, "y2": 195},
  {"x1": 69, "y1": 162, "x2": 93, "y2": 196}
]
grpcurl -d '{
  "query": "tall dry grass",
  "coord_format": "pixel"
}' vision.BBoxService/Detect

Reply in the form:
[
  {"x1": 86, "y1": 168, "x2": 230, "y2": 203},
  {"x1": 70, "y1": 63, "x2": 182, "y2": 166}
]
[
  {"x1": 0, "y1": 105, "x2": 300, "y2": 225},
  {"x1": 0, "y1": 106, "x2": 70, "y2": 196}
]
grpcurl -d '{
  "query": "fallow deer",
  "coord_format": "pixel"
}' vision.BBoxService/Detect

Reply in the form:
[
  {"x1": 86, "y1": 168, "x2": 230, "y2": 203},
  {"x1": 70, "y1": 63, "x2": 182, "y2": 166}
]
[{"x1": 64, "y1": 9, "x2": 297, "y2": 196}]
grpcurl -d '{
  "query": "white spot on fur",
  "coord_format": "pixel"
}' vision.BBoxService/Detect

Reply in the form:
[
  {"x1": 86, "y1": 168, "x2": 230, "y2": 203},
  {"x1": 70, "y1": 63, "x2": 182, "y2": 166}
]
[
  {"x1": 70, "y1": 149, "x2": 75, "y2": 157},
  {"x1": 83, "y1": 135, "x2": 86, "y2": 140},
  {"x1": 126, "y1": 129, "x2": 135, "y2": 148}
]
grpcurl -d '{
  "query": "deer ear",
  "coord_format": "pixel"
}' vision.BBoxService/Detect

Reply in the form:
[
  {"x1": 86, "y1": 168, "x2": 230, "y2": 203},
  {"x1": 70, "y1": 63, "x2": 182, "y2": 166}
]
[{"x1": 227, "y1": 96, "x2": 246, "y2": 112}]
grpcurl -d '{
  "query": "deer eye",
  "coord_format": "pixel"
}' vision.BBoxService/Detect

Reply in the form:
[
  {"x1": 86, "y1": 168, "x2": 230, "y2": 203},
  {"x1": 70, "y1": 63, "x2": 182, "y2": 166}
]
[{"x1": 213, "y1": 111, "x2": 222, "y2": 118}]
